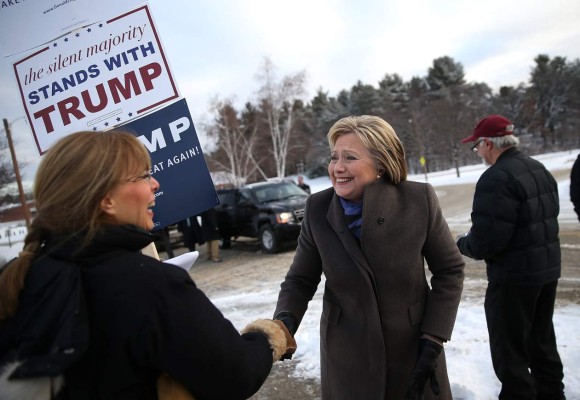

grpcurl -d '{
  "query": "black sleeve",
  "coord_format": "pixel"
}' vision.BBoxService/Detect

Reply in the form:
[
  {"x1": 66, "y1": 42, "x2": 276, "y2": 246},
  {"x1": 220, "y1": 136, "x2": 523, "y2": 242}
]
[
  {"x1": 131, "y1": 267, "x2": 273, "y2": 400},
  {"x1": 571, "y1": 155, "x2": 580, "y2": 221},
  {"x1": 457, "y1": 170, "x2": 519, "y2": 260},
  {"x1": 274, "y1": 195, "x2": 322, "y2": 326}
]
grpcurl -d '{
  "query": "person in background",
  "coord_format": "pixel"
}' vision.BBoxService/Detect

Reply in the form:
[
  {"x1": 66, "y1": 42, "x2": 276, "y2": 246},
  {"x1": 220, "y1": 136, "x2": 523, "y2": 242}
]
[
  {"x1": 0, "y1": 131, "x2": 295, "y2": 400},
  {"x1": 571, "y1": 153, "x2": 580, "y2": 222},
  {"x1": 296, "y1": 175, "x2": 311, "y2": 194},
  {"x1": 201, "y1": 208, "x2": 222, "y2": 263},
  {"x1": 457, "y1": 115, "x2": 565, "y2": 400},
  {"x1": 177, "y1": 215, "x2": 204, "y2": 252},
  {"x1": 158, "y1": 226, "x2": 175, "y2": 258},
  {"x1": 273, "y1": 115, "x2": 465, "y2": 399}
]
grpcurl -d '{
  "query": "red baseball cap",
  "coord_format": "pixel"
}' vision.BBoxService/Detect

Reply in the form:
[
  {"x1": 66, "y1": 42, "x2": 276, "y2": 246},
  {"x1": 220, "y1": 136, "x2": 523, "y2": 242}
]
[{"x1": 461, "y1": 115, "x2": 515, "y2": 144}]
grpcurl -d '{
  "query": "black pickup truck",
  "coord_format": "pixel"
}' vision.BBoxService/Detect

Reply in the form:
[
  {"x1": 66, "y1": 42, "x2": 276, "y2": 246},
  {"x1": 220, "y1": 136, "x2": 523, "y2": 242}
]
[{"x1": 215, "y1": 180, "x2": 309, "y2": 253}]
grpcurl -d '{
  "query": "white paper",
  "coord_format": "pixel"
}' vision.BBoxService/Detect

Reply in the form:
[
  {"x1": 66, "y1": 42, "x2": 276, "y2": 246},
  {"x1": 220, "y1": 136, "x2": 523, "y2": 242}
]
[
  {"x1": 0, "y1": 0, "x2": 146, "y2": 57},
  {"x1": 163, "y1": 251, "x2": 198, "y2": 272}
]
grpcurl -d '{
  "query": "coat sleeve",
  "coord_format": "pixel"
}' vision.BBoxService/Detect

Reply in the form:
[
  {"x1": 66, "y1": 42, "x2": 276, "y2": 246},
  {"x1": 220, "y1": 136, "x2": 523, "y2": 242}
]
[
  {"x1": 457, "y1": 168, "x2": 519, "y2": 260},
  {"x1": 130, "y1": 266, "x2": 274, "y2": 400},
  {"x1": 421, "y1": 184, "x2": 465, "y2": 341},
  {"x1": 571, "y1": 154, "x2": 580, "y2": 222},
  {"x1": 274, "y1": 195, "x2": 323, "y2": 327}
]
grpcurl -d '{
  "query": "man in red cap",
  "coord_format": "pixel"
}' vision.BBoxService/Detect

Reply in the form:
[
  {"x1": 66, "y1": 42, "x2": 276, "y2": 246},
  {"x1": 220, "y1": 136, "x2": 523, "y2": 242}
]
[{"x1": 457, "y1": 115, "x2": 565, "y2": 399}]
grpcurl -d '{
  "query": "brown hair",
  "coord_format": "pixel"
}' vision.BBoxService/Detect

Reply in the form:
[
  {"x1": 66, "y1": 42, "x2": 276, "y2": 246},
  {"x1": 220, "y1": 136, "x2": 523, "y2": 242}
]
[
  {"x1": 327, "y1": 115, "x2": 408, "y2": 184},
  {"x1": 0, "y1": 130, "x2": 151, "y2": 320}
]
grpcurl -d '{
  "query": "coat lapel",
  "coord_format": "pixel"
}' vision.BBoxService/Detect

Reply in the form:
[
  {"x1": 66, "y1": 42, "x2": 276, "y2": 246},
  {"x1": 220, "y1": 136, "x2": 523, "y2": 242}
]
[
  {"x1": 361, "y1": 181, "x2": 394, "y2": 233},
  {"x1": 326, "y1": 193, "x2": 374, "y2": 275},
  {"x1": 359, "y1": 181, "x2": 399, "y2": 258}
]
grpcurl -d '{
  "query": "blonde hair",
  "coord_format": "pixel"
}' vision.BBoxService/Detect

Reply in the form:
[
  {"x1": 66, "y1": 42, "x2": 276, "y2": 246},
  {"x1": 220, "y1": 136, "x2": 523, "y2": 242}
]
[
  {"x1": 0, "y1": 130, "x2": 151, "y2": 320},
  {"x1": 327, "y1": 115, "x2": 407, "y2": 184}
]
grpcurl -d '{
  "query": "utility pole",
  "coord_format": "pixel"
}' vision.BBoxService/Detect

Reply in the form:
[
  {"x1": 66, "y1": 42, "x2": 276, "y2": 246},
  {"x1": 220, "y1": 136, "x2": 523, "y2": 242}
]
[{"x1": 3, "y1": 118, "x2": 32, "y2": 228}]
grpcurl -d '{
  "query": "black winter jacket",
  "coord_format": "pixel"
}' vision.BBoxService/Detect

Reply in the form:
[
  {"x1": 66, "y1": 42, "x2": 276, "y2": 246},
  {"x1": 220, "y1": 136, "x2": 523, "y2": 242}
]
[
  {"x1": 457, "y1": 148, "x2": 561, "y2": 285},
  {"x1": 0, "y1": 225, "x2": 273, "y2": 400},
  {"x1": 571, "y1": 153, "x2": 580, "y2": 222}
]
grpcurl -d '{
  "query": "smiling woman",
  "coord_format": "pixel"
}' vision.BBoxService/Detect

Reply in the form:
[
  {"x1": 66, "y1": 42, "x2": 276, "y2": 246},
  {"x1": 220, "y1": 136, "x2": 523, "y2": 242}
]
[
  {"x1": 0, "y1": 130, "x2": 296, "y2": 400},
  {"x1": 274, "y1": 115, "x2": 465, "y2": 400},
  {"x1": 100, "y1": 169, "x2": 159, "y2": 231}
]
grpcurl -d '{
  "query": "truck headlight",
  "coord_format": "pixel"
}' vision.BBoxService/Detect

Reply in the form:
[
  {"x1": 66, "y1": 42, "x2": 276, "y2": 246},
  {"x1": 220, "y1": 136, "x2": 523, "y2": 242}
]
[{"x1": 276, "y1": 212, "x2": 293, "y2": 224}]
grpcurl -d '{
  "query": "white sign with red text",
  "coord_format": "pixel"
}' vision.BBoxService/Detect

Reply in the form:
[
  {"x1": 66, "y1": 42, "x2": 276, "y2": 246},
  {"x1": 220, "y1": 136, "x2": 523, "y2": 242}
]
[{"x1": 13, "y1": 4, "x2": 179, "y2": 154}]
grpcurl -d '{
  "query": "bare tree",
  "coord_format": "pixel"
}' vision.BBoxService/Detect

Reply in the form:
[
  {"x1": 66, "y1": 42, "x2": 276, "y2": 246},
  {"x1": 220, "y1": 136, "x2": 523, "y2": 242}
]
[
  {"x1": 256, "y1": 57, "x2": 307, "y2": 178},
  {"x1": 204, "y1": 98, "x2": 268, "y2": 187},
  {"x1": 530, "y1": 55, "x2": 576, "y2": 146},
  {"x1": 495, "y1": 85, "x2": 530, "y2": 125},
  {"x1": 203, "y1": 52, "x2": 578, "y2": 179},
  {"x1": 423, "y1": 57, "x2": 494, "y2": 176},
  {"x1": 404, "y1": 77, "x2": 432, "y2": 174},
  {"x1": 0, "y1": 133, "x2": 15, "y2": 193}
]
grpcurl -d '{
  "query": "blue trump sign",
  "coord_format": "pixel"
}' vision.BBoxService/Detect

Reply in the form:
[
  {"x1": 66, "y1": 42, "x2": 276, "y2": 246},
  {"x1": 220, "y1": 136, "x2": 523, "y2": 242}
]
[{"x1": 120, "y1": 98, "x2": 219, "y2": 230}]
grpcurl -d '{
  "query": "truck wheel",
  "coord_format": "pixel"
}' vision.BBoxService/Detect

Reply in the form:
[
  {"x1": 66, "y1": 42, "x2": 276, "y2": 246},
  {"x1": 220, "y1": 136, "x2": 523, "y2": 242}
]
[
  {"x1": 219, "y1": 237, "x2": 231, "y2": 249},
  {"x1": 259, "y1": 225, "x2": 280, "y2": 253}
]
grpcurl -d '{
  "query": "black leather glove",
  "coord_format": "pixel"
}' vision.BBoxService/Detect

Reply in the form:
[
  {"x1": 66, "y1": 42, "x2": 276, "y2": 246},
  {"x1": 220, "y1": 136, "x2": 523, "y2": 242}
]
[
  {"x1": 406, "y1": 338, "x2": 443, "y2": 400},
  {"x1": 274, "y1": 311, "x2": 298, "y2": 360}
]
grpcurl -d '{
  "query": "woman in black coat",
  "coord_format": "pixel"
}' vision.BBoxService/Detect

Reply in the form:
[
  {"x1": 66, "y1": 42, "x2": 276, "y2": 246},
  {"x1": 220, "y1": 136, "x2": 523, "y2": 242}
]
[
  {"x1": 0, "y1": 131, "x2": 294, "y2": 400},
  {"x1": 178, "y1": 215, "x2": 204, "y2": 251}
]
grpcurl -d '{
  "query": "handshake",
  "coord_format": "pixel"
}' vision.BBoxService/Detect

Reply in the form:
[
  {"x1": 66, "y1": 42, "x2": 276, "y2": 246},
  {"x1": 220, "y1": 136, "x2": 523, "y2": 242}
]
[{"x1": 242, "y1": 312, "x2": 298, "y2": 362}]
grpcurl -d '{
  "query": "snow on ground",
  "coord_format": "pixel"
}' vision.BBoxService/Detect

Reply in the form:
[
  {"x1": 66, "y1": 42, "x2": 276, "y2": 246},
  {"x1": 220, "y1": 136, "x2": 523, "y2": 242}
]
[
  {"x1": 223, "y1": 149, "x2": 580, "y2": 399},
  {"x1": 212, "y1": 282, "x2": 580, "y2": 400},
  {"x1": 1, "y1": 149, "x2": 579, "y2": 399}
]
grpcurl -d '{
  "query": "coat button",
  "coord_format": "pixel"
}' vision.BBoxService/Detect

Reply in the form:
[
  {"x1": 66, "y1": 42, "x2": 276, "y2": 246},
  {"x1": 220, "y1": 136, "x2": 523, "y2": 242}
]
[{"x1": 377, "y1": 217, "x2": 385, "y2": 224}]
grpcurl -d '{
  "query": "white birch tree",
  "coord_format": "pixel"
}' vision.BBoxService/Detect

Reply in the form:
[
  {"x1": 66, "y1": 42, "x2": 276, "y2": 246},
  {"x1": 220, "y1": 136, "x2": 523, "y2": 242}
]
[{"x1": 256, "y1": 57, "x2": 307, "y2": 178}]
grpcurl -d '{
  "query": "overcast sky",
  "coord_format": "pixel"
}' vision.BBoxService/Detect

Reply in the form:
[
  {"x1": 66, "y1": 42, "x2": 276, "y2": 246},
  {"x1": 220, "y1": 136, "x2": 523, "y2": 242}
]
[{"x1": 2, "y1": 0, "x2": 580, "y2": 181}]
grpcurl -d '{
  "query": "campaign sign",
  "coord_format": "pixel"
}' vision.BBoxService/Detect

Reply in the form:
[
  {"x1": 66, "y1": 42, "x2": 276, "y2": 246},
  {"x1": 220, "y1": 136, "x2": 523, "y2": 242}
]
[
  {"x1": 120, "y1": 98, "x2": 220, "y2": 230},
  {"x1": 13, "y1": 4, "x2": 179, "y2": 155}
]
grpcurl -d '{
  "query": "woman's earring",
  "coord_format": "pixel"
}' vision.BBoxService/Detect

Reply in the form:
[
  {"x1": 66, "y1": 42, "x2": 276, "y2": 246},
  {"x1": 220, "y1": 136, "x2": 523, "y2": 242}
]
[{"x1": 376, "y1": 174, "x2": 381, "y2": 179}]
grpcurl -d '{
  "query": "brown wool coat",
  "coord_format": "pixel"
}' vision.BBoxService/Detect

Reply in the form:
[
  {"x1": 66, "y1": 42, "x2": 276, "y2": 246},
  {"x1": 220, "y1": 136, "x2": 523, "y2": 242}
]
[{"x1": 275, "y1": 180, "x2": 465, "y2": 399}]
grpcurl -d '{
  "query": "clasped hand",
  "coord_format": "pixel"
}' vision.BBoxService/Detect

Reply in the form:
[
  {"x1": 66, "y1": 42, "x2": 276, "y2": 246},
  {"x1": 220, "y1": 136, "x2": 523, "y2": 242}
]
[
  {"x1": 241, "y1": 318, "x2": 297, "y2": 362},
  {"x1": 272, "y1": 320, "x2": 297, "y2": 360}
]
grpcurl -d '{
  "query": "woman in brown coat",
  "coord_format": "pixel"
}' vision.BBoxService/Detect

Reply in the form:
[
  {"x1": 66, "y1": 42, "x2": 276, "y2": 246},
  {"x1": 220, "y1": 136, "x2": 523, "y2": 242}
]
[{"x1": 274, "y1": 116, "x2": 465, "y2": 399}]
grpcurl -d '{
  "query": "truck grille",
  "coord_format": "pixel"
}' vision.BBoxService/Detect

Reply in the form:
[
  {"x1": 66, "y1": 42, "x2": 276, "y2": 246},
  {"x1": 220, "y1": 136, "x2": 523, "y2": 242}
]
[{"x1": 293, "y1": 208, "x2": 305, "y2": 223}]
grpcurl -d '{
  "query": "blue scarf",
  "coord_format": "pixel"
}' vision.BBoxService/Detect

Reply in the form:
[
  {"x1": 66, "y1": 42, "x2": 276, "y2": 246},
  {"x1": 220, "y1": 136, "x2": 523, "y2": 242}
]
[{"x1": 339, "y1": 197, "x2": 363, "y2": 240}]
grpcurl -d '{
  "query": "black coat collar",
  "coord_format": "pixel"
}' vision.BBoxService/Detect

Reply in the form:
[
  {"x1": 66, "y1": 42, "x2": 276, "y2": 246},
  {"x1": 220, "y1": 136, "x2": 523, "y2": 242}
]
[{"x1": 44, "y1": 224, "x2": 156, "y2": 262}]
